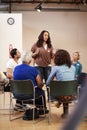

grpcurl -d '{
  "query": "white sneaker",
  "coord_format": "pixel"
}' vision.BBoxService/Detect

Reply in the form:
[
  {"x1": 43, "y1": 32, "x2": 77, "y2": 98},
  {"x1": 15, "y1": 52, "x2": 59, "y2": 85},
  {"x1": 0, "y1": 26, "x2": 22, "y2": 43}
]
[{"x1": 14, "y1": 103, "x2": 26, "y2": 112}]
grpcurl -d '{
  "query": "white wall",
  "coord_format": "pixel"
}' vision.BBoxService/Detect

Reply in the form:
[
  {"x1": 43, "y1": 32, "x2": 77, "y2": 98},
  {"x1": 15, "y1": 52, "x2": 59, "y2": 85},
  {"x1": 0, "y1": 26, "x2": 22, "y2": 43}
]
[
  {"x1": 22, "y1": 11, "x2": 87, "y2": 72},
  {"x1": 0, "y1": 13, "x2": 22, "y2": 71}
]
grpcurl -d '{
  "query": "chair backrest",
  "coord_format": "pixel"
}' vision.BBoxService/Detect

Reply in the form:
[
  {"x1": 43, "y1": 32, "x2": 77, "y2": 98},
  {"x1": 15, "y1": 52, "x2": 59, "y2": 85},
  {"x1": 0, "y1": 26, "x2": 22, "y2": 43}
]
[
  {"x1": 77, "y1": 72, "x2": 87, "y2": 86},
  {"x1": 10, "y1": 79, "x2": 34, "y2": 95},
  {"x1": 49, "y1": 80, "x2": 78, "y2": 97}
]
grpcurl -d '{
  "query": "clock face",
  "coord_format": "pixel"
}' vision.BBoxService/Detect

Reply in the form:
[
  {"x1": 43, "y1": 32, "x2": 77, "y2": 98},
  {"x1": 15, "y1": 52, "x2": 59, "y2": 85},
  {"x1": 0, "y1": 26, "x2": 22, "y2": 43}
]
[{"x1": 7, "y1": 17, "x2": 15, "y2": 25}]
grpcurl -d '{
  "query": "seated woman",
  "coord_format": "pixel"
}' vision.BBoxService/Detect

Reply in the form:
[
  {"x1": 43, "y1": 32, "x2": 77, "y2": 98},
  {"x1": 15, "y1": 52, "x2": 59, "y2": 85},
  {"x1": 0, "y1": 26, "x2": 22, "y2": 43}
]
[
  {"x1": 13, "y1": 50, "x2": 49, "y2": 115},
  {"x1": 72, "y1": 51, "x2": 82, "y2": 79},
  {"x1": 46, "y1": 49, "x2": 76, "y2": 118}
]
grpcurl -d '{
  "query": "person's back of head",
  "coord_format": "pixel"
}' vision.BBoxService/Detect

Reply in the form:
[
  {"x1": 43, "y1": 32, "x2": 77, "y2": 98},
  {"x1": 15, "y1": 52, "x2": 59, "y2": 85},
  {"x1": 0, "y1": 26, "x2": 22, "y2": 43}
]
[
  {"x1": 54, "y1": 49, "x2": 71, "y2": 68},
  {"x1": 21, "y1": 51, "x2": 31, "y2": 64}
]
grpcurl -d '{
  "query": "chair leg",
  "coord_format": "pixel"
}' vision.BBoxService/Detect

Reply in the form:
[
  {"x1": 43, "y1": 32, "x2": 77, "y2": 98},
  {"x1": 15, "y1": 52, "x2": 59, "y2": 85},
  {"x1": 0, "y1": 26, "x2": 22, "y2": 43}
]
[
  {"x1": 42, "y1": 96, "x2": 46, "y2": 116},
  {"x1": 48, "y1": 87, "x2": 51, "y2": 123},
  {"x1": 62, "y1": 103, "x2": 69, "y2": 118},
  {"x1": 48, "y1": 99, "x2": 51, "y2": 123},
  {"x1": 78, "y1": 85, "x2": 81, "y2": 100},
  {"x1": 9, "y1": 94, "x2": 12, "y2": 121},
  {"x1": 9, "y1": 94, "x2": 24, "y2": 121},
  {"x1": 47, "y1": 87, "x2": 49, "y2": 101}
]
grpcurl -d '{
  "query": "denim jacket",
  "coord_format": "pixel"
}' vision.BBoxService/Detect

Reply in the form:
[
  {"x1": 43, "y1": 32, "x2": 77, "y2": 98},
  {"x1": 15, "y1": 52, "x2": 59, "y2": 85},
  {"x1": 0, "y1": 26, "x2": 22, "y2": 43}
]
[{"x1": 72, "y1": 61, "x2": 82, "y2": 78}]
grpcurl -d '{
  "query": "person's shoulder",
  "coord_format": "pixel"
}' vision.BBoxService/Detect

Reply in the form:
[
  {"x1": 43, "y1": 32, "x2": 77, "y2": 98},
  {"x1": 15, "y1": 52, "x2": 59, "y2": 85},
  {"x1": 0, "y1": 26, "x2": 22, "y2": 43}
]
[
  {"x1": 6, "y1": 58, "x2": 14, "y2": 66},
  {"x1": 31, "y1": 43, "x2": 37, "y2": 51},
  {"x1": 32, "y1": 43, "x2": 37, "y2": 47},
  {"x1": 28, "y1": 65, "x2": 36, "y2": 70},
  {"x1": 32, "y1": 66, "x2": 37, "y2": 70},
  {"x1": 28, "y1": 66, "x2": 38, "y2": 75},
  {"x1": 52, "y1": 65, "x2": 57, "y2": 68},
  {"x1": 52, "y1": 65, "x2": 59, "y2": 70},
  {"x1": 7, "y1": 58, "x2": 13, "y2": 63},
  {"x1": 76, "y1": 61, "x2": 82, "y2": 67},
  {"x1": 71, "y1": 65, "x2": 76, "y2": 71},
  {"x1": 77, "y1": 61, "x2": 82, "y2": 64}
]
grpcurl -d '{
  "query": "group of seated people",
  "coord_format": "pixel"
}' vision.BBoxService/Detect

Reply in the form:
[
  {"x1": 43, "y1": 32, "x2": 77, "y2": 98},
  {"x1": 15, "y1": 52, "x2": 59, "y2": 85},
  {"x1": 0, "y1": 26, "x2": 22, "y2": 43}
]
[{"x1": 0, "y1": 48, "x2": 83, "y2": 118}]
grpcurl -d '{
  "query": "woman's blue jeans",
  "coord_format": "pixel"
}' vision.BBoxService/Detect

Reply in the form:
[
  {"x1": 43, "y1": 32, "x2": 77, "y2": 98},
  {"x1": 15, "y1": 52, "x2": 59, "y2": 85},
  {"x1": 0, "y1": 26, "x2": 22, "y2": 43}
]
[{"x1": 35, "y1": 66, "x2": 51, "y2": 83}]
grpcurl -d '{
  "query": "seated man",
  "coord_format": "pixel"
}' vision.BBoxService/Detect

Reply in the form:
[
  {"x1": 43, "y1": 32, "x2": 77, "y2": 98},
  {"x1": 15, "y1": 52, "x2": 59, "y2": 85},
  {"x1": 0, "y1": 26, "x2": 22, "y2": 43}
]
[
  {"x1": 5, "y1": 48, "x2": 21, "y2": 94},
  {"x1": 13, "y1": 50, "x2": 49, "y2": 115},
  {"x1": 6, "y1": 48, "x2": 21, "y2": 79}
]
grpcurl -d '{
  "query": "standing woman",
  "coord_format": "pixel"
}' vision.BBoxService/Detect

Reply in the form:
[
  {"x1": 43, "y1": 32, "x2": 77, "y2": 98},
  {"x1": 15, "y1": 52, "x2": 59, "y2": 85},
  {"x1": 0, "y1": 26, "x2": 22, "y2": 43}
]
[
  {"x1": 72, "y1": 52, "x2": 82, "y2": 79},
  {"x1": 31, "y1": 30, "x2": 54, "y2": 83}
]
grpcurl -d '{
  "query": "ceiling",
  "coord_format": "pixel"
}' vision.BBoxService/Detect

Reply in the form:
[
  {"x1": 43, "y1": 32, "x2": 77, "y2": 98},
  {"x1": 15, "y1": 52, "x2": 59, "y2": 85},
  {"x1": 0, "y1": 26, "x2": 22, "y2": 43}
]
[{"x1": 0, "y1": 0, "x2": 87, "y2": 12}]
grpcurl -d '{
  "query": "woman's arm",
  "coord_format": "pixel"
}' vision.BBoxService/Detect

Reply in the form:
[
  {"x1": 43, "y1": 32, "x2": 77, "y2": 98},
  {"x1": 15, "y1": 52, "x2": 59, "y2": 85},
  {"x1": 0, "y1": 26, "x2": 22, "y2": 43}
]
[
  {"x1": 46, "y1": 67, "x2": 57, "y2": 86},
  {"x1": 31, "y1": 44, "x2": 39, "y2": 58},
  {"x1": 32, "y1": 48, "x2": 39, "y2": 58}
]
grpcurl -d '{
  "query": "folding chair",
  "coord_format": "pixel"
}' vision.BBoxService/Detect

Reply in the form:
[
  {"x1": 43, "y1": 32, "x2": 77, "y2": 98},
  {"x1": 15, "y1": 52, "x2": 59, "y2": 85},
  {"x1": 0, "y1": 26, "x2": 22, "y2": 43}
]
[
  {"x1": 77, "y1": 72, "x2": 87, "y2": 99},
  {"x1": 77, "y1": 72, "x2": 87, "y2": 86},
  {"x1": 47, "y1": 80, "x2": 78, "y2": 123},
  {"x1": 9, "y1": 79, "x2": 45, "y2": 121}
]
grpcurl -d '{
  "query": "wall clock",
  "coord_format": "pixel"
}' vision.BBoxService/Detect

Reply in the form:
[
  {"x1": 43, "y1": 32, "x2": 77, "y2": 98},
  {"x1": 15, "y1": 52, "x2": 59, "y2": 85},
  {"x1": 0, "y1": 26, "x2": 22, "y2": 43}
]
[{"x1": 7, "y1": 17, "x2": 15, "y2": 25}]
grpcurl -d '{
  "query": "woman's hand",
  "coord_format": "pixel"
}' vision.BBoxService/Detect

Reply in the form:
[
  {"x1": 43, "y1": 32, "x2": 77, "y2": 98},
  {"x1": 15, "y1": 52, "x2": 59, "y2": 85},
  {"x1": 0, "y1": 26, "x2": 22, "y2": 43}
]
[
  {"x1": 35, "y1": 48, "x2": 39, "y2": 55},
  {"x1": 32, "y1": 49, "x2": 39, "y2": 58}
]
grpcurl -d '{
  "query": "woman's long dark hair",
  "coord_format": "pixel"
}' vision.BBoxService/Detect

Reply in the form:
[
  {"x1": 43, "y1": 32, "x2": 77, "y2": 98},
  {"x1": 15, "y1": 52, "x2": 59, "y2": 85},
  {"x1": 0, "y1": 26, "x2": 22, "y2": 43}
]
[
  {"x1": 54, "y1": 49, "x2": 71, "y2": 68},
  {"x1": 36, "y1": 30, "x2": 52, "y2": 48}
]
